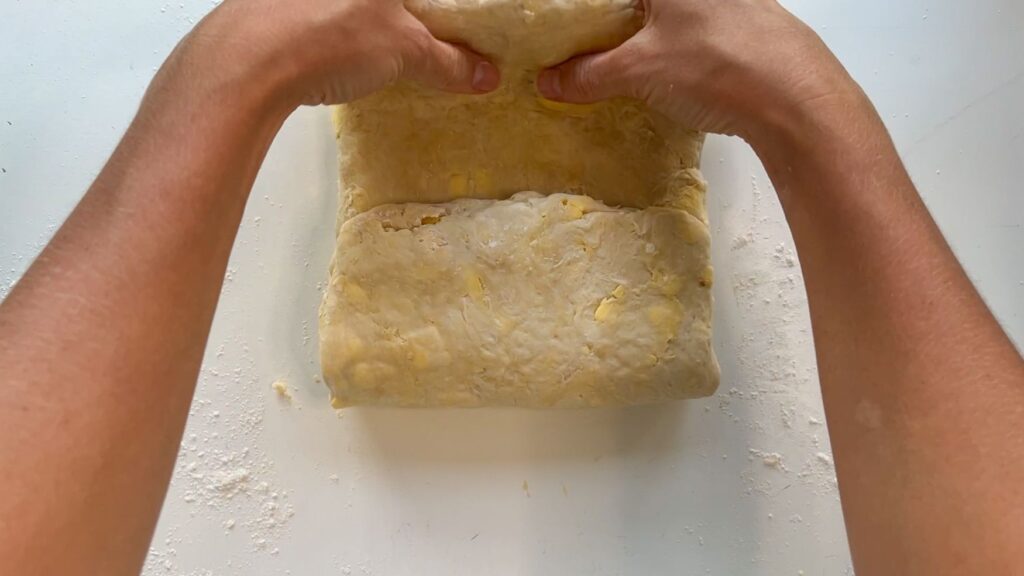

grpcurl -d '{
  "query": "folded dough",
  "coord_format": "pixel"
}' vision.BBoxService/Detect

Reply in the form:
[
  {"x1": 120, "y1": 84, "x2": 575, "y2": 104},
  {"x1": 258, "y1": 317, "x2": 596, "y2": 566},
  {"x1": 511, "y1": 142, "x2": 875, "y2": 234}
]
[{"x1": 319, "y1": 0, "x2": 719, "y2": 408}]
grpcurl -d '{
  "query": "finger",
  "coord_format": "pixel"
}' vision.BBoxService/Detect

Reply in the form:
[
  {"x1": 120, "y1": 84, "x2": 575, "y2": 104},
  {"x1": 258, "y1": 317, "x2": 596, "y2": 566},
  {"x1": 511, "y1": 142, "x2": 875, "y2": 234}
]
[
  {"x1": 536, "y1": 43, "x2": 641, "y2": 104},
  {"x1": 403, "y1": 33, "x2": 500, "y2": 94}
]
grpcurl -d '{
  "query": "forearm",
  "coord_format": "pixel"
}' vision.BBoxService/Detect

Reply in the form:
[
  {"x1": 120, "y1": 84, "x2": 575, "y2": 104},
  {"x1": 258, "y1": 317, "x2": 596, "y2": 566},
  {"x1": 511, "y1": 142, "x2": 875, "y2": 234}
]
[
  {"x1": 0, "y1": 43, "x2": 287, "y2": 575},
  {"x1": 533, "y1": 0, "x2": 1024, "y2": 569},
  {"x1": 757, "y1": 96, "x2": 1024, "y2": 574},
  {"x1": 0, "y1": 1, "x2": 498, "y2": 572}
]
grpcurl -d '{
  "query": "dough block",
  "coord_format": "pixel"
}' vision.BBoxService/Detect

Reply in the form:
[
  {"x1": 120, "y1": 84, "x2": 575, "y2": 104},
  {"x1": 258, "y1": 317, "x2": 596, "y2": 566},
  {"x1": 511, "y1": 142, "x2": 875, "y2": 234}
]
[
  {"x1": 320, "y1": 193, "x2": 717, "y2": 408},
  {"x1": 319, "y1": 0, "x2": 720, "y2": 407}
]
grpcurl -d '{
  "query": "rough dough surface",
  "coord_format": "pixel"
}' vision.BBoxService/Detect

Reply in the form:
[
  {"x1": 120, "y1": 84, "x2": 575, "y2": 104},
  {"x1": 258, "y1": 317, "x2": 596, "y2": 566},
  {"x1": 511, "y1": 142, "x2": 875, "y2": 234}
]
[
  {"x1": 321, "y1": 193, "x2": 717, "y2": 407},
  {"x1": 320, "y1": 0, "x2": 719, "y2": 408}
]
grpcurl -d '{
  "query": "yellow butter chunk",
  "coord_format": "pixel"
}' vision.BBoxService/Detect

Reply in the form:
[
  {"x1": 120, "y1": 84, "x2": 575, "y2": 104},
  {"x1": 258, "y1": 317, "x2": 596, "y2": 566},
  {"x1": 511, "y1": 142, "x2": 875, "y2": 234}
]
[
  {"x1": 564, "y1": 198, "x2": 587, "y2": 220},
  {"x1": 593, "y1": 298, "x2": 616, "y2": 322},
  {"x1": 271, "y1": 380, "x2": 292, "y2": 400},
  {"x1": 449, "y1": 173, "x2": 469, "y2": 196},
  {"x1": 464, "y1": 270, "x2": 486, "y2": 302},
  {"x1": 594, "y1": 285, "x2": 627, "y2": 322},
  {"x1": 537, "y1": 97, "x2": 599, "y2": 117}
]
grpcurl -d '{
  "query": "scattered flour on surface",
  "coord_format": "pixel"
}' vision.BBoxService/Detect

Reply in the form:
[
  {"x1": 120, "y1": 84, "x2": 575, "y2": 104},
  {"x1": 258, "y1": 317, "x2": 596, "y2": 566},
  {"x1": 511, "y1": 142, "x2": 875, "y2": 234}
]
[
  {"x1": 719, "y1": 174, "x2": 841, "y2": 510},
  {"x1": 143, "y1": 330, "x2": 297, "y2": 575}
]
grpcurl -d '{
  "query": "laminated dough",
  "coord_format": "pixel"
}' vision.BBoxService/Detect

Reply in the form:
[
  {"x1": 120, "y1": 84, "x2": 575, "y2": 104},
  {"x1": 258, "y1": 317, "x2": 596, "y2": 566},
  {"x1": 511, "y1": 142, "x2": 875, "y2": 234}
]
[{"x1": 319, "y1": 0, "x2": 720, "y2": 408}]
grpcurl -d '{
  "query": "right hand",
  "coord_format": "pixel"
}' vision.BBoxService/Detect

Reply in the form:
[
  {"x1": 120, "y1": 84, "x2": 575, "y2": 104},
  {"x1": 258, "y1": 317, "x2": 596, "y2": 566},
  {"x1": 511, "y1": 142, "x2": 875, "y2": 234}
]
[{"x1": 537, "y1": 0, "x2": 866, "y2": 146}]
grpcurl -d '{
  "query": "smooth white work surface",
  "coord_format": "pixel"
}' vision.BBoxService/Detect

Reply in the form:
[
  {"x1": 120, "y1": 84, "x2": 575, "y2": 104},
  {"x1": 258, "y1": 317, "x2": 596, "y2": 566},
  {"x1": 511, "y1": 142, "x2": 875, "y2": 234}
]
[{"x1": 1, "y1": 1, "x2": 1021, "y2": 574}]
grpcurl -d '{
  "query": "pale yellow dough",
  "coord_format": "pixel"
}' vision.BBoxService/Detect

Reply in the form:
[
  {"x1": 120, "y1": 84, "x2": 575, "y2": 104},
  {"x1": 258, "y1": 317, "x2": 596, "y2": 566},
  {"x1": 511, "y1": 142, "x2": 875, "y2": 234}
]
[
  {"x1": 321, "y1": 193, "x2": 717, "y2": 408},
  {"x1": 319, "y1": 0, "x2": 719, "y2": 408}
]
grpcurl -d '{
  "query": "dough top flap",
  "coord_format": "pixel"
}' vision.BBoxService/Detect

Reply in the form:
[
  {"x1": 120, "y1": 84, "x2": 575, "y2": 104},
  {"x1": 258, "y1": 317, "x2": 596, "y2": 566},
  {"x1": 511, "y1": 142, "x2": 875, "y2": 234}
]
[{"x1": 334, "y1": 0, "x2": 704, "y2": 216}]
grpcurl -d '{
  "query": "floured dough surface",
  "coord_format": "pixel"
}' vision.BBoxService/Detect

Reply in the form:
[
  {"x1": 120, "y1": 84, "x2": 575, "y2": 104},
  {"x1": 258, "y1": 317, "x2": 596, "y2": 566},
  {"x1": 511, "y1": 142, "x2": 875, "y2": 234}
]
[
  {"x1": 321, "y1": 193, "x2": 717, "y2": 408},
  {"x1": 319, "y1": 0, "x2": 719, "y2": 408}
]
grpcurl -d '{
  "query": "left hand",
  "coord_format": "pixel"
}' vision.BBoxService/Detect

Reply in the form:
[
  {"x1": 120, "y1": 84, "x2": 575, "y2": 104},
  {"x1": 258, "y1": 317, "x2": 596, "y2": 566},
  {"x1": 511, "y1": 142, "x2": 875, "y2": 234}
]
[{"x1": 172, "y1": 0, "x2": 501, "y2": 108}]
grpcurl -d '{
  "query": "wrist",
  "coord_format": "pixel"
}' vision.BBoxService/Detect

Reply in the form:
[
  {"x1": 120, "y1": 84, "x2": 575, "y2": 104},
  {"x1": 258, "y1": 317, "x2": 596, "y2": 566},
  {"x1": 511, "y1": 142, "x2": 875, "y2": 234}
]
[
  {"x1": 131, "y1": 33, "x2": 295, "y2": 208},
  {"x1": 158, "y1": 13, "x2": 302, "y2": 124},
  {"x1": 748, "y1": 82, "x2": 874, "y2": 151},
  {"x1": 750, "y1": 85, "x2": 915, "y2": 237},
  {"x1": 749, "y1": 87, "x2": 885, "y2": 182}
]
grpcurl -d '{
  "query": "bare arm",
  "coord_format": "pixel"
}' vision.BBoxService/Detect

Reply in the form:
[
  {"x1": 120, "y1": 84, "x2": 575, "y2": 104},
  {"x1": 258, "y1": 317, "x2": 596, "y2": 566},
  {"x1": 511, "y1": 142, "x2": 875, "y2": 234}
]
[
  {"x1": 766, "y1": 93, "x2": 1024, "y2": 575},
  {"x1": 0, "y1": 1, "x2": 498, "y2": 575},
  {"x1": 539, "y1": 0, "x2": 1024, "y2": 573}
]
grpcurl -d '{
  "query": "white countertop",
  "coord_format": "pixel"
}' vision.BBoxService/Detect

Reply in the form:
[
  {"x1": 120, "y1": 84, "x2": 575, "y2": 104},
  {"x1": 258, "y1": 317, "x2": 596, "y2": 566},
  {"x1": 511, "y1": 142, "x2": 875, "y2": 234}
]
[{"x1": 1, "y1": 1, "x2": 1021, "y2": 574}]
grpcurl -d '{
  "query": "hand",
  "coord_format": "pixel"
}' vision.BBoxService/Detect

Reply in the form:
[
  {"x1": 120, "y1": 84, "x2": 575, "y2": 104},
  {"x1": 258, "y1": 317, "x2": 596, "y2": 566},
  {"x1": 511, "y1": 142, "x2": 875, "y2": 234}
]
[
  {"x1": 175, "y1": 0, "x2": 501, "y2": 108},
  {"x1": 537, "y1": 0, "x2": 864, "y2": 145}
]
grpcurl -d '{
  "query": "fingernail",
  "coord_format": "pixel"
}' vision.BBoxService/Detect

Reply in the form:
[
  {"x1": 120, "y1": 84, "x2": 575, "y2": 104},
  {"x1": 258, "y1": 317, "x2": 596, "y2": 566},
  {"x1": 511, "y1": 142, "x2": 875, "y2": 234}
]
[
  {"x1": 472, "y1": 61, "x2": 500, "y2": 92},
  {"x1": 537, "y1": 69, "x2": 562, "y2": 99}
]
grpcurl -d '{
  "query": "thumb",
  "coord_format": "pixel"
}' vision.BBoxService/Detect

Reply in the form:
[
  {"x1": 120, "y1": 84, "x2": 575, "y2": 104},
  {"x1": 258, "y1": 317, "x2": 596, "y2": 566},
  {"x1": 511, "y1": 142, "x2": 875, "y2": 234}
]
[
  {"x1": 403, "y1": 34, "x2": 501, "y2": 94},
  {"x1": 537, "y1": 45, "x2": 639, "y2": 103}
]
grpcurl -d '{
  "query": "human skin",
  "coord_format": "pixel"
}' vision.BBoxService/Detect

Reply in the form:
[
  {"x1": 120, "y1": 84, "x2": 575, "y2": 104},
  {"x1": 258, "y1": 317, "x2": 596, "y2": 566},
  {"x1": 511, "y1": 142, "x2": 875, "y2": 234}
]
[
  {"x1": 538, "y1": 1, "x2": 1024, "y2": 573},
  {"x1": 1, "y1": 1, "x2": 1022, "y2": 575},
  {"x1": 0, "y1": 2, "x2": 498, "y2": 575}
]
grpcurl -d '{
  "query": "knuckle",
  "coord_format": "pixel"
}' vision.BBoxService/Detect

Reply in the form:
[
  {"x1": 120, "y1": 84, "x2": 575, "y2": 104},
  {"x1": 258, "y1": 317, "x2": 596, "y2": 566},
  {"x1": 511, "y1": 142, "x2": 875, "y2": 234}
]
[
  {"x1": 432, "y1": 46, "x2": 463, "y2": 88},
  {"x1": 570, "y1": 60, "x2": 599, "y2": 98},
  {"x1": 401, "y1": 32, "x2": 441, "y2": 80},
  {"x1": 613, "y1": 38, "x2": 661, "y2": 99},
  {"x1": 404, "y1": 28, "x2": 435, "y2": 63}
]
